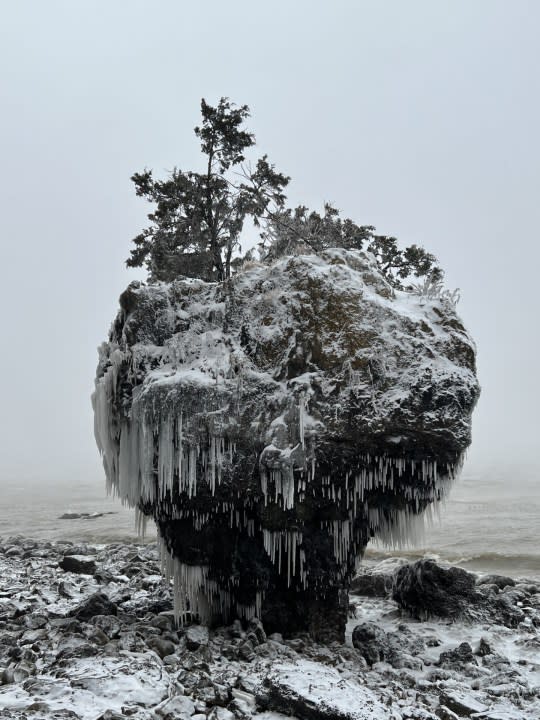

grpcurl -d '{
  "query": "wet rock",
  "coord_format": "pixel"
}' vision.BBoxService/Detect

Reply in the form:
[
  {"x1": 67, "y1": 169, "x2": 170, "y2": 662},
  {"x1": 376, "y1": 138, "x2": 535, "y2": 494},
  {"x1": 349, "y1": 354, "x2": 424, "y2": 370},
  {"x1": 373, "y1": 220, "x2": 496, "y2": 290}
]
[
  {"x1": 439, "y1": 690, "x2": 489, "y2": 717},
  {"x1": 351, "y1": 558, "x2": 406, "y2": 597},
  {"x1": 96, "y1": 712, "x2": 125, "y2": 720},
  {"x1": 94, "y1": 568, "x2": 115, "y2": 584},
  {"x1": 477, "y1": 583, "x2": 500, "y2": 597},
  {"x1": 177, "y1": 667, "x2": 212, "y2": 693},
  {"x1": 5, "y1": 546, "x2": 22, "y2": 557},
  {"x1": 247, "y1": 617, "x2": 266, "y2": 645},
  {"x1": 154, "y1": 695, "x2": 195, "y2": 717},
  {"x1": 117, "y1": 631, "x2": 147, "y2": 653},
  {"x1": 150, "y1": 612, "x2": 175, "y2": 632},
  {"x1": 351, "y1": 573, "x2": 390, "y2": 598},
  {"x1": 87, "y1": 627, "x2": 110, "y2": 646},
  {"x1": 438, "y1": 642, "x2": 477, "y2": 669},
  {"x1": 490, "y1": 593, "x2": 526, "y2": 628},
  {"x1": 24, "y1": 612, "x2": 48, "y2": 630},
  {"x1": 59, "y1": 555, "x2": 97, "y2": 575},
  {"x1": 89, "y1": 614, "x2": 121, "y2": 639},
  {"x1": 393, "y1": 560, "x2": 480, "y2": 619},
  {"x1": 1, "y1": 667, "x2": 15, "y2": 684},
  {"x1": 56, "y1": 640, "x2": 99, "y2": 661},
  {"x1": 476, "y1": 637, "x2": 492, "y2": 656},
  {"x1": 186, "y1": 624, "x2": 209, "y2": 650},
  {"x1": 258, "y1": 659, "x2": 387, "y2": 719},
  {"x1": 435, "y1": 707, "x2": 460, "y2": 720},
  {"x1": 57, "y1": 580, "x2": 75, "y2": 598},
  {"x1": 207, "y1": 708, "x2": 235, "y2": 720},
  {"x1": 50, "y1": 617, "x2": 83, "y2": 633},
  {"x1": 238, "y1": 638, "x2": 256, "y2": 662},
  {"x1": 351, "y1": 622, "x2": 389, "y2": 665},
  {"x1": 477, "y1": 574, "x2": 515, "y2": 590},
  {"x1": 231, "y1": 688, "x2": 256, "y2": 718},
  {"x1": 71, "y1": 592, "x2": 117, "y2": 621},
  {"x1": 146, "y1": 636, "x2": 176, "y2": 658},
  {"x1": 210, "y1": 681, "x2": 231, "y2": 706}
]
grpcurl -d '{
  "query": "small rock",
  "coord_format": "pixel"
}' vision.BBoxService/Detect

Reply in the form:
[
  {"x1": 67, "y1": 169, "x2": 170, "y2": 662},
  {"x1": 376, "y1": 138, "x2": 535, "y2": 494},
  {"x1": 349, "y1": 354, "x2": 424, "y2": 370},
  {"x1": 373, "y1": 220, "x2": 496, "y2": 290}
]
[
  {"x1": 72, "y1": 592, "x2": 117, "y2": 621},
  {"x1": 212, "y1": 681, "x2": 230, "y2": 706},
  {"x1": 477, "y1": 574, "x2": 515, "y2": 590},
  {"x1": 352, "y1": 622, "x2": 389, "y2": 665},
  {"x1": 24, "y1": 613, "x2": 48, "y2": 630},
  {"x1": 230, "y1": 619, "x2": 244, "y2": 638},
  {"x1": 491, "y1": 594, "x2": 526, "y2": 627},
  {"x1": 1, "y1": 667, "x2": 15, "y2": 684},
  {"x1": 231, "y1": 687, "x2": 256, "y2": 717},
  {"x1": 58, "y1": 581, "x2": 74, "y2": 598},
  {"x1": 96, "y1": 712, "x2": 125, "y2": 720},
  {"x1": 247, "y1": 617, "x2": 266, "y2": 645},
  {"x1": 89, "y1": 614, "x2": 121, "y2": 639},
  {"x1": 438, "y1": 642, "x2": 476, "y2": 669},
  {"x1": 476, "y1": 637, "x2": 492, "y2": 656},
  {"x1": 146, "y1": 637, "x2": 176, "y2": 660},
  {"x1": 151, "y1": 613, "x2": 174, "y2": 632},
  {"x1": 439, "y1": 690, "x2": 489, "y2": 716},
  {"x1": 59, "y1": 555, "x2": 97, "y2": 575},
  {"x1": 238, "y1": 638, "x2": 256, "y2": 662},
  {"x1": 286, "y1": 638, "x2": 305, "y2": 653},
  {"x1": 88, "y1": 627, "x2": 110, "y2": 646},
  {"x1": 186, "y1": 624, "x2": 209, "y2": 650},
  {"x1": 155, "y1": 695, "x2": 196, "y2": 717},
  {"x1": 436, "y1": 707, "x2": 460, "y2": 720},
  {"x1": 5, "y1": 546, "x2": 22, "y2": 557},
  {"x1": 207, "y1": 708, "x2": 235, "y2": 720}
]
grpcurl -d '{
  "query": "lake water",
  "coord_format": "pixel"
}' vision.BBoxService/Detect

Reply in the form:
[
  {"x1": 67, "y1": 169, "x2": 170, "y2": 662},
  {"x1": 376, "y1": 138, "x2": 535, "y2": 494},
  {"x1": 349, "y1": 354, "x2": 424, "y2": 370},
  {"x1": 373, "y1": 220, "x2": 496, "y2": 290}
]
[{"x1": 1, "y1": 464, "x2": 538, "y2": 578}]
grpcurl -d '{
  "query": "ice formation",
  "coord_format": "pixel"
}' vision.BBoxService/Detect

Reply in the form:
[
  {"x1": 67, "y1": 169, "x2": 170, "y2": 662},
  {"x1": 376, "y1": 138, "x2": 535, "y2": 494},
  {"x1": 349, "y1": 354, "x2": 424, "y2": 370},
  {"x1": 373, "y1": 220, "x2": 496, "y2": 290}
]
[{"x1": 93, "y1": 248, "x2": 479, "y2": 640}]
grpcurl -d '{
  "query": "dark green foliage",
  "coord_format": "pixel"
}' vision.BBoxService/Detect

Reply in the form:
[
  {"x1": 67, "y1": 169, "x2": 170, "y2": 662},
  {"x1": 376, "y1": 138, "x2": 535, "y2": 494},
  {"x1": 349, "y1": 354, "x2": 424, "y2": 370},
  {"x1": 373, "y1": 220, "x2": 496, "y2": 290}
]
[
  {"x1": 127, "y1": 99, "x2": 442, "y2": 289},
  {"x1": 127, "y1": 98, "x2": 289, "y2": 282},
  {"x1": 260, "y1": 203, "x2": 443, "y2": 289}
]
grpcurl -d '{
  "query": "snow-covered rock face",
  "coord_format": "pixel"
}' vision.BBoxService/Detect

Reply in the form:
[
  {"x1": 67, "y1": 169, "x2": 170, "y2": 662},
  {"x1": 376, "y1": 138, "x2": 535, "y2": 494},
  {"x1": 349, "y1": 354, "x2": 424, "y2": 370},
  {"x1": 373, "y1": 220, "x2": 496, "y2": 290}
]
[{"x1": 93, "y1": 249, "x2": 479, "y2": 640}]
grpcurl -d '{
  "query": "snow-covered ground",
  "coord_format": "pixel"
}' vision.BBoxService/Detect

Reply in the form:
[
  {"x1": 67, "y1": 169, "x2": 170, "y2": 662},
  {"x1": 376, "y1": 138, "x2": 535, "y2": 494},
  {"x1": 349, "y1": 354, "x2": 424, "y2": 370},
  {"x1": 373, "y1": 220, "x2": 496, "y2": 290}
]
[{"x1": 0, "y1": 537, "x2": 538, "y2": 719}]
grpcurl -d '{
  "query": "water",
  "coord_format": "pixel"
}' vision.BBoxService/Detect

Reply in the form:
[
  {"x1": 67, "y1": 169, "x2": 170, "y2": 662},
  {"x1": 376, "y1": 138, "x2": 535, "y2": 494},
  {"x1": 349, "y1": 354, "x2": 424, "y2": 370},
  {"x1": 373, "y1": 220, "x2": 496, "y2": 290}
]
[
  {"x1": 367, "y1": 464, "x2": 540, "y2": 578},
  {"x1": 0, "y1": 477, "x2": 157, "y2": 544},
  {"x1": 1, "y1": 465, "x2": 538, "y2": 578}
]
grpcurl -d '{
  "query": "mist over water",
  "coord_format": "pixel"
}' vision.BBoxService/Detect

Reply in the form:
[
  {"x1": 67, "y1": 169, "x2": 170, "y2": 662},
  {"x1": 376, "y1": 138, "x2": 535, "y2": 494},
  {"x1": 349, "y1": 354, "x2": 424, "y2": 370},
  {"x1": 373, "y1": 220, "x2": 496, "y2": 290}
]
[{"x1": 0, "y1": 476, "x2": 156, "y2": 545}]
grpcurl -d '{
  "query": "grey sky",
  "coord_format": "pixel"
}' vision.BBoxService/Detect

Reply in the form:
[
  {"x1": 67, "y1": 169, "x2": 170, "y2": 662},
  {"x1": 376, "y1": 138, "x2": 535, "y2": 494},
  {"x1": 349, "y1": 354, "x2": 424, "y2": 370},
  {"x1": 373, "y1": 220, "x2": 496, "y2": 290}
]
[{"x1": 0, "y1": 0, "x2": 538, "y2": 488}]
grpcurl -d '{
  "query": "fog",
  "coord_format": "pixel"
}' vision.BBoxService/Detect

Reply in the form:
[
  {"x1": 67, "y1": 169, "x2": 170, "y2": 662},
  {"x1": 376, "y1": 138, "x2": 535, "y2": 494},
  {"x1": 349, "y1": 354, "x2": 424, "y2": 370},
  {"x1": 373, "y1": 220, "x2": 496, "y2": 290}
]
[{"x1": 0, "y1": 1, "x2": 538, "y2": 489}]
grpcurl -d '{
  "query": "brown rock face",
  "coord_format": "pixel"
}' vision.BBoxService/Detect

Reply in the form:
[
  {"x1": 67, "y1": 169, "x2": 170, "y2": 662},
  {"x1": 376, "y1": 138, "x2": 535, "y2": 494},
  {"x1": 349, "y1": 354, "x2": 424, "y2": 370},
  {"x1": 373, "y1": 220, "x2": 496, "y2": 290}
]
[{"x1": 93, "y1": 249, "x2": 479, "y2": 640}]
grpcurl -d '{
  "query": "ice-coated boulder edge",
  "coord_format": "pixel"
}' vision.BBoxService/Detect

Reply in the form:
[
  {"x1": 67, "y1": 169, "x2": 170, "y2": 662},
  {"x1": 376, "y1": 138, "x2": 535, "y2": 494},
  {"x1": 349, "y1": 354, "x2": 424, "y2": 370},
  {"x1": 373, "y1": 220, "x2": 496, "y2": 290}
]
[
  {"x1": 257, "y1": 660, "x2": 387, "y2": 720},
  {"x1": 92, "y1": 248, "x2": 480, "y2": 638}
]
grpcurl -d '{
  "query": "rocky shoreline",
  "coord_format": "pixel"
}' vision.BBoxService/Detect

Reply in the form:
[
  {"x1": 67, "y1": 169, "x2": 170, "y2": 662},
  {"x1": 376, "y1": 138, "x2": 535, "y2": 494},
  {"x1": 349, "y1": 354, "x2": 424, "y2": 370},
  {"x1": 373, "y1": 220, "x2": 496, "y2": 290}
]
[{"x1": 0, "y1": 537, "x2": 538, "y2": 720}]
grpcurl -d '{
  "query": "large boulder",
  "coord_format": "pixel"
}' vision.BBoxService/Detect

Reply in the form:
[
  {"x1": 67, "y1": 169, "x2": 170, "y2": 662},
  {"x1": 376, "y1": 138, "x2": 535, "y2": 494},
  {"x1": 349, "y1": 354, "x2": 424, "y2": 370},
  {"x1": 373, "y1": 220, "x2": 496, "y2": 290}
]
[
  {"x1": 393, "y1": 559, "x2": 480, "y2": 619},
  {"x1": 258, "y1": 660, "x2": 387, "y2": 720},
  {"x1": 93, "y1": 249, "x2": 479, "y2": 640}
]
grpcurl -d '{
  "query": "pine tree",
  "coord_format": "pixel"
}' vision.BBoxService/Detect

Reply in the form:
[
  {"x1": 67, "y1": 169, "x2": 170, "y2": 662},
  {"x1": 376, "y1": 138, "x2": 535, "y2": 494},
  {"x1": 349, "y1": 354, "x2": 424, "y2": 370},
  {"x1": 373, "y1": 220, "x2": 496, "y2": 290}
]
[{"x1": 127, "y1": 98, "x2": 289, "y2": 282}]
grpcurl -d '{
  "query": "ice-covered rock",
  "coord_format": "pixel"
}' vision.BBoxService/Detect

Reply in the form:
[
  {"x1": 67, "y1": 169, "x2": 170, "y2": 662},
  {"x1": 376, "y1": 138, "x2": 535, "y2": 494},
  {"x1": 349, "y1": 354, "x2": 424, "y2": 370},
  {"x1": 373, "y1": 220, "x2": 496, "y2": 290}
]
[
  {"x1": 93, "y1": 249, "x2": 479, "y2": 639},
  {"x1": 257, "y1": 659, "x2": 387, "y2": 719},
  {"x1": 351, "y1": 557, "x2": 408, "y2": 597}
]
